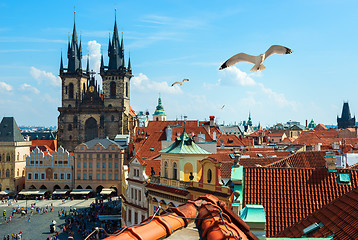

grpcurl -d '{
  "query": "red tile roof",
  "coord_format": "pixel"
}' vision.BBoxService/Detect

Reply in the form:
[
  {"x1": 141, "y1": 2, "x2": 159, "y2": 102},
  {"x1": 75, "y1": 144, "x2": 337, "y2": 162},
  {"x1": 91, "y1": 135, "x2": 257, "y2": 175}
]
[
  {"x1": 146, "y1": 183, "x2": 189, "y2": 197},
  {"x1": 144, "y1": 159, "x2": 161, "y2": 177},
  {"x1": 31, "y1": 139, "x2": 57, "y2": 152},
  {"x1": 276, "y1": 187, "x2": 358, "y2": 239},
  {"x1": 314, "y1": 124, "x2": 328, "y2": 130},
  {"x1": 239, "y1": 157, "x2": 283, "y2": 167},
  {"x1": 243, "y1": 167, "x2": 358, "y2": 237},
  {"x1": 267, "y1": 151, "x2": 327, "y2": 169},
  {"x1": 135, "y1": 120, "x2": 219, "y2": 159},
  {"x1": 216, "y1": 134, "x2": 246, "y2": 147}
]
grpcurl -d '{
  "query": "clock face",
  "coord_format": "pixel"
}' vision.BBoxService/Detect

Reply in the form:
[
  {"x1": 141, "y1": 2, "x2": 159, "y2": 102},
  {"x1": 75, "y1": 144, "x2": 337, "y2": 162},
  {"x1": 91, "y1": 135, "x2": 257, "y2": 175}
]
[{"x1": 89, "y1": 86, "x2": 95, "y2": 93}]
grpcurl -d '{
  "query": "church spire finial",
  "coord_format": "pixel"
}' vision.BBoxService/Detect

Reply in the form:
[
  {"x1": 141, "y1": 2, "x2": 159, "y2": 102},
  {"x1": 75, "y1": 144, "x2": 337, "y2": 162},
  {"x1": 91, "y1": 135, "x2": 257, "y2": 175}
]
[
  {"x1": 128, "y1": 51, "x2": 132, "y2": 72},
  {"x1": 60, "y1": 50, "x2": 64, "y2": 74}
]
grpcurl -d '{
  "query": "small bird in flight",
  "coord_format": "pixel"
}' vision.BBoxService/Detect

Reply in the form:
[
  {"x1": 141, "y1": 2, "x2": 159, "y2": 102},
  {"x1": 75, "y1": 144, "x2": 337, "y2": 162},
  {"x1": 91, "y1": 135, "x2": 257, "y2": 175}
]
[
  {"x1": 219, "y1": 45, "x2": 293, "y2": 72},
  {"x1": 171, "y1": 78, "x2": 189, "y2": 87},
  {"x1": 220, "y1": 105, "x2": 225, "y2": 110}
]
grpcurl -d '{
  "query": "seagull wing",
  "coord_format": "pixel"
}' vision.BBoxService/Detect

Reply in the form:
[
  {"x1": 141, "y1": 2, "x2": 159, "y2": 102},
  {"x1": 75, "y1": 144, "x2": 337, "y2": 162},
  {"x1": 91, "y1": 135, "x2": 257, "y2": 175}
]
[
  {"x1": 171, "y1": 82, "x2": 181, "y2": 87},
  {"x1": 219, "y1": 53, "x2": 257, "y2": 70},
  {"x1": 264, "y1": 45, "x2": 293, "y2": 60}
]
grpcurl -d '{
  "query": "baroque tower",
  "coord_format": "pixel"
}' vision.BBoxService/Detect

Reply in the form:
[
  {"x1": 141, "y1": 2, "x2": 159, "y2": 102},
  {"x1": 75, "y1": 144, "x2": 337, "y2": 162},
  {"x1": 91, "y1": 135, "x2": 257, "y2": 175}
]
[{"x1": 58, "y1": 12, "x2": 133, "y2": 152}]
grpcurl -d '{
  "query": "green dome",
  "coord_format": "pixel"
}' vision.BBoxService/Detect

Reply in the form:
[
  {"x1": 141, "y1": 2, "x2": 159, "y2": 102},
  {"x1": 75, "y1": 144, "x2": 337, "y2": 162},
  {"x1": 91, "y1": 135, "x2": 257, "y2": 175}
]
[
  {"x1": 308, "y1": 119, "x2": 316, "y2": 129},
  {"x1": 153, "y1": 98, "x2": 166, "y2": 116}
]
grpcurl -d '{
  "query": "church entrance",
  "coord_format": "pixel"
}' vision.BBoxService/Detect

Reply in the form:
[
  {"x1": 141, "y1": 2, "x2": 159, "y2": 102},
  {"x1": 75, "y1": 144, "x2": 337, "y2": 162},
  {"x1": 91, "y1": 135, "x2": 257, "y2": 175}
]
[{"x1": 85, "y1": 117, "x2": 98, "y2": 141}]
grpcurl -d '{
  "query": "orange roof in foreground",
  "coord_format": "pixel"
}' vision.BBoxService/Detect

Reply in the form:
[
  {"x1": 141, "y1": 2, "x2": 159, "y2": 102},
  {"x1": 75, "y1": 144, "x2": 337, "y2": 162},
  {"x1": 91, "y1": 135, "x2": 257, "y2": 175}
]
[
  {"x1": 276, "y1": 187, "x2": 358, "y2": 239},
  {"x1": 244, "y1": 167, "x2": 358, "y2": 237},
  {"x1": 100, "y1": 195, "x2": 259, "y2": 240}
]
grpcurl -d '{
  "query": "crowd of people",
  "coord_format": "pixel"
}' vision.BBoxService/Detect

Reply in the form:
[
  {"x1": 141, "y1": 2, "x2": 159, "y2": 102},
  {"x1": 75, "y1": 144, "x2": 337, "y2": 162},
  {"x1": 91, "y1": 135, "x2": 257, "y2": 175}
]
[
  {"x1": 1, "y1": 196, "x2": 121, "y2": 240},
  {"x1": 62, "y1": 198, "x2": 122, "y2": 239}
]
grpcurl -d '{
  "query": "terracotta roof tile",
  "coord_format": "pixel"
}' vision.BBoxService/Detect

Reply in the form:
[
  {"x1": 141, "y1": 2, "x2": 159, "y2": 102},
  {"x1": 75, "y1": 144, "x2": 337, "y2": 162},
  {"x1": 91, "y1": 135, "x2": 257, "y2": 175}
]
[
  {"x1": 276, "y1": 187, "x2": 358, "y2": 239},
  {"x1": 244, "y1": 167, "x2": 358, "y2": 237},
  {"x1": 145, "y1": 183, "x2": 189, "y2": 197},
  {"x1": 314, "y1": 124, "x2": 328, "y2": 130},
  {"x1": 267, "y1": 151, "x2": 327, "y2": 169}
]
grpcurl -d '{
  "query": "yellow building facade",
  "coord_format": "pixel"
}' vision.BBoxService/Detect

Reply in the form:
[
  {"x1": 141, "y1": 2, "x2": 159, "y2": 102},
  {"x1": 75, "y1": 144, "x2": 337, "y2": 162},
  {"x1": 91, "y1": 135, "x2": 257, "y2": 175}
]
[{"x1": 0, "y1": 117, "x2": 31, "y2": 193}]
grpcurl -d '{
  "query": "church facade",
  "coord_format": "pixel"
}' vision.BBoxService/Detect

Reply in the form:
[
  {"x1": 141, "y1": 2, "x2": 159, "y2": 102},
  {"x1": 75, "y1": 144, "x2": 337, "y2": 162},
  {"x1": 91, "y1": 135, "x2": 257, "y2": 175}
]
[{"x1": 58, "y1": 17, "x2": 133, "y2": 152}]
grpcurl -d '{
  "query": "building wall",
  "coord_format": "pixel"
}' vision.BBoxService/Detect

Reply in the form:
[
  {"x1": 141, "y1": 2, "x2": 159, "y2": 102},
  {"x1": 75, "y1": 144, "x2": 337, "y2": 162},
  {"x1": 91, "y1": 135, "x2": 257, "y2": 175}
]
[
  {"x1": 25, "y1": 146, "x2": 74, "y2": 191},
  {"x1": 74, "y1": 142, "x2": 125, "y2": 195},
  {"x1": 0, "y1": 141, "x2": 31, "y2": 192}
]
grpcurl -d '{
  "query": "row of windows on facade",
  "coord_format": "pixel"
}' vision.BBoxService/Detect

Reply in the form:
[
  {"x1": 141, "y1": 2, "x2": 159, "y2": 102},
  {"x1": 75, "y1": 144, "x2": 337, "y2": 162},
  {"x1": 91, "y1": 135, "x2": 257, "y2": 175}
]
[
  {"x1": 77, "y1": 153, "x2": 120, "y2": 159},
  {"x1": 0, "y1": 169, "x2": 24, "y2": 178},
  {"x1": 162, "y1": 162, "x2": 213, "y2": 184},
  {"x1": 67, "y1": 115, "x2": 119, "y2": 131},
  {"x1": 0, "y1": 154, "x2": 26, "y2": 162},
  {"x1": 127, "y1": 209, "x2": 146, "y2": 226},
  {"x1": 163, "y1": 161, "x2": 178, "y2": 180},
  {"x1": 77, "y1": 161, "x2": 119, "y2": 169},
  {"x1": 28, "y1": 160, "x2": 69, "y2": 166},
  {"x1": 65, "y1": 81, "x2": 129, "y2": 99},
  {"x1": 27, "y1": 172, "x2": 71, "y2": 181},
  {"x1": 77, "y1": 172, "x2": 119, "y2": 181}
]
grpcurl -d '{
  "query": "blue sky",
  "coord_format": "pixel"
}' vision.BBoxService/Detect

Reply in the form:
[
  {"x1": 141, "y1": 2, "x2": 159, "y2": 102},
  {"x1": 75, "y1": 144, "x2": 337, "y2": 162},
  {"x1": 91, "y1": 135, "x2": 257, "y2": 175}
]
[{"x1": 0, "y1": 0, "x2": 357, "y2": 127}]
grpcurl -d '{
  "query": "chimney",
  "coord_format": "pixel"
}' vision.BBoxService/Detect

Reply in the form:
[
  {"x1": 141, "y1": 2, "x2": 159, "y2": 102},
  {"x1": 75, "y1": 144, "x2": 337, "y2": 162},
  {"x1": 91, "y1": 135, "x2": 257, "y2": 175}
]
[
  {"x1": 209, "y1": 116, "x2": 215, "y2": 127},
  {"x1": 233, "y1": 148, "x2": 241, "y2": 166},
  {"x1": 325, "y1": 152, "x2": 337, "y2": 171},
  {"x1": 165, "y1": 126, "x2": 172, "y2": 141},
  {"x1": 306, "y1": 120, "x2": 308, "y2": 128},
  {"x1": 314, "y1": 143, "x2": 322, "y2": 151}
]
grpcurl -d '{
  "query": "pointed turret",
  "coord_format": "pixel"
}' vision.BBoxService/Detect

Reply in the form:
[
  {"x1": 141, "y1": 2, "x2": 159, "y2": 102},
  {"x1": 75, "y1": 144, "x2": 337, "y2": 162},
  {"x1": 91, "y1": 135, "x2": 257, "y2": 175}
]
[
  {"x1": 60, "y1": 51, "x2": 64, "y2": 74},
  {"x1": 127, "y1": 55, "x2": 131, "y2": 72},
  {"x1": 108, "y1": 12, "x2": 124, "y2": 70},
  {"x1": 100, "y1": 54, "x2": 104, "y2": 70},
  {"x1": 121, "y1": 33, "x2": 125, "y2": 67},
  {"x1": 86, "y1": 57, "x2": 90, "y2": 74},
  {"x1": 67, "y1": 13, "x2": 82, "y2": 73}
]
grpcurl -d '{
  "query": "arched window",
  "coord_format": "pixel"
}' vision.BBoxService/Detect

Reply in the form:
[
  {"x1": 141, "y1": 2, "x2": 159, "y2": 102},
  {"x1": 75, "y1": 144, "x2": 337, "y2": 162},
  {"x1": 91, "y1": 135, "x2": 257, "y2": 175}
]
[
  {"x1": 207, "y1": 169, "x2": 212, "y2": 183},
  {"x1": 6, "y1": 169, "x2": 10, "y2": 178},
  {"x1": 110, "y1": 81, "x2": 116, "y2": 98},
  {"x1": 68, "y1": 124, "x2": 72, "y2": 131},
  {"x1": 126, "y1": 82, "x2": 129, "y2": 97},
  {"x1": 73, "y1": 116, "x2": 78, "y2": 128},
  {"x1": 6, "y1": 154, "x2": 10, "y2": 162},
  {"x1": 173, "y1": 162, "x2": 177, "y2": 180},
  {"x1": 69, "y1": 83, "x2": 74, "y2": 99},
  {"x1": 164, "y1": 162, "x2": 168, "y2": 178}
]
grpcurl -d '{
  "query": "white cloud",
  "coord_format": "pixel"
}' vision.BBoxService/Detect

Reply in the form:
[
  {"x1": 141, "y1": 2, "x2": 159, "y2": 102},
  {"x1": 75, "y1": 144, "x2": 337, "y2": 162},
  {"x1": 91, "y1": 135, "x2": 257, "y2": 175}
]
[
  {"x1": 86, "y1": 40, "x2": 101, "y2": 74},
  {"x1": 30, "y1": 67, "x2": 60, "y2": 87},
  {"x1": 132, "y1": 73, "x2": 182, "y2": 94},
  {"x1": 20, "y1": 83, "x2": 40, "y2": 94},
  {"x1": 0, "y1": 81, "x2": 12, "y2": 91},
  {"x1": 219, "y1": 66, "x2": 297, "y2": 108},
  {"x1": 219, "y1": 66, "x2": 256, "y2": 86}
]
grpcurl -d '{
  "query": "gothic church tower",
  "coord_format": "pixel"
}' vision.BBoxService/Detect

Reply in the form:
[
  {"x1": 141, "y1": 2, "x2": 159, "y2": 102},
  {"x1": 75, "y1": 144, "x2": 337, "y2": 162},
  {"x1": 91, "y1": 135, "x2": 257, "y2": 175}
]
[{"x1": 58, "y1": 13, "x2": 132, "y2": 152}]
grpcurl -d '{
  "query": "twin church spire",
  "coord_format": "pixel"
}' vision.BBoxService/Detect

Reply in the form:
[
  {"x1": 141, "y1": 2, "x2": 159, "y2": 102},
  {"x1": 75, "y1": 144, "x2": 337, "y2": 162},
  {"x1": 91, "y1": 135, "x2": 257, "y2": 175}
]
[{"x1": 60, "y1": 10, "x2": 131, "y2": 75}]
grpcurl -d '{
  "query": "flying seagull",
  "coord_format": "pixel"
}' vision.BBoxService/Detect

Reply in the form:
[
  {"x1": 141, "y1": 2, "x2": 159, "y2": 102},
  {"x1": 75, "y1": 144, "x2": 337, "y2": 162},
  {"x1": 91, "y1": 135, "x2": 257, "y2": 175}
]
[
  {"x1": 220, "y1": 105, "x2": 225, "y2": 110},
  {"x1": 171, "y1": 78, "x2": 189, "y2": 87},
  {"x1": 219, "y1": 45, "x2": 293, "y2": 72}
]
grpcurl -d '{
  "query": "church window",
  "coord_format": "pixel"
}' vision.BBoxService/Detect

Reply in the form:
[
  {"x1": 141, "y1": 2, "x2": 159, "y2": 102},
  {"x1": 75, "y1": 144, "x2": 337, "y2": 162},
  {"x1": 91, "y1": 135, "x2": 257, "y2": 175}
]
[
  {"x1": 108, "y1": 104, "x2": 112, "y2": 108},
  {"x1": 173, "y1": 162, "x2": 178, "y2": 180},
  {"x1": 73, "y1": 116, "x2": 78, "y2": 128},
  {"x1": 111, "y1": 115, "x2": 114, "y2": 122},
  {"x1": 68, "y1": 104, "x2": 72, "y2": 108},
  {"x1": 164, "y1": 162, "x2": 168, "y2": 178},
  {"x1": 69, "y1": 83, "x2": 74, "y2": 99},
  {"x1": 207, "y1": 169, "x2": 212, "y2": 183},
  {"x1": 126, "y1": 82, "x2": 129, "y2": 97},
  {"x1": 65, "y1": 86, "x2": 68, "y2": 94},
  {"x1": 68, "y1": 124, "x2": 72, "y2": 131},
  {"x1": 110, "y1": 82, "x2": 116, "y2": 98}
]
